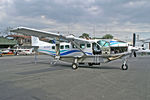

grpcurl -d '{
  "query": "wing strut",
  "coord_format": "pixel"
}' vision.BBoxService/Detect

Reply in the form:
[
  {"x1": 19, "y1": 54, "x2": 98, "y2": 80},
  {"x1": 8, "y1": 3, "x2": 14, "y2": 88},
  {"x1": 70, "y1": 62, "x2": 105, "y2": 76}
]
[
  {"x1": 34, "y1": 47, "x2": 38, "y2": 64},
  {"x1": 55, "y1": 36, "x2": 60, "y2": 59},
  {"x1": 71, "y1": 40, "x2": 87, "y2": 56}
]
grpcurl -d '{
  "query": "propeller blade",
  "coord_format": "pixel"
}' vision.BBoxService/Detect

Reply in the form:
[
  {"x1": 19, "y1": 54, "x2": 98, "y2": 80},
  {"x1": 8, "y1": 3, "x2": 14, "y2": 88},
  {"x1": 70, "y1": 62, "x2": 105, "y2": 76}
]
[
  {"x1": 133, "y1": 51, "x2": 137, "y2": 57},
  {"x1": 133, "y1": 33, "x2": 136, "y2": 47}
]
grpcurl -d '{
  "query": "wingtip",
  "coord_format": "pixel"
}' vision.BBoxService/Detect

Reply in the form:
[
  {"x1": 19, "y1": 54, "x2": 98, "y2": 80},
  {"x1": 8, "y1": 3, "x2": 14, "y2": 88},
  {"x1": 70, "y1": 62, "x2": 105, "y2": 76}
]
[{"x1": 9, "y1": 26, "x2": 28, "y2": 32}]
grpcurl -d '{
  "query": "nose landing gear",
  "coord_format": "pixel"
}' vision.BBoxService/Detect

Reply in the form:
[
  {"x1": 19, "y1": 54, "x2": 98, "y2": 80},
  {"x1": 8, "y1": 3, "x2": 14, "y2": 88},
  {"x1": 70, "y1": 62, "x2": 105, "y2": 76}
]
[
  {"x1": 121, "y1": 57, "x2": 128, "y2": 70},
  {"x1": 122, "y1": 64, "x2": 128, "y2": 70}
]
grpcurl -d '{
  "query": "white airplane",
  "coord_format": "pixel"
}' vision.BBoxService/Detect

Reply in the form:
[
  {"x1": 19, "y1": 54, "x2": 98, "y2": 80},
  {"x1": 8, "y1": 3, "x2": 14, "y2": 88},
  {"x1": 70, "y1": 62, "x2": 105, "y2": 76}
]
[
  {"x1": 10, "y1": 27, "x2": 139, "y2": 70},
  {"x1": 135, "y1": 38, "x2": 150, "y2": 54},
  {"x1": 127, "y1": 33, "x2": 150, "y2": 57}
]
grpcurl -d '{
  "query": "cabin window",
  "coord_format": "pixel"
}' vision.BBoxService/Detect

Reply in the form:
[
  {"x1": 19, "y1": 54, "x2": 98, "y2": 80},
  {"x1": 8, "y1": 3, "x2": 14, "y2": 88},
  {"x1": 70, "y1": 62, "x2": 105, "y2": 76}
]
[
  {"x1": 52, "y1": 46, "x2": 55, "y2": 50},
  {"x1": 65, "y1": 45, "x2": 70, "y2": 49},
  {"x1": 60, "y1": 45, "x2": 64, "y2": 49},
  {"x1": 72, "y1": 45, "x2": 76, "y2": 48},
  {"x1": 87, "y1": 44, "x2": 91, "y2": 48},
  {"x1": 80, "y1": 44, "x2": 85, "y2": 49}
]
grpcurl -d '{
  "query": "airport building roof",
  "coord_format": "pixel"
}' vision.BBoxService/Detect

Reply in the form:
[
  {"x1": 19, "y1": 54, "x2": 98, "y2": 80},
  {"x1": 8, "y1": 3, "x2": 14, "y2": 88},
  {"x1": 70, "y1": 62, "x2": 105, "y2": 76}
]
[{"x1": 7, "y1": 35, "x2": 31, "y2": 39}]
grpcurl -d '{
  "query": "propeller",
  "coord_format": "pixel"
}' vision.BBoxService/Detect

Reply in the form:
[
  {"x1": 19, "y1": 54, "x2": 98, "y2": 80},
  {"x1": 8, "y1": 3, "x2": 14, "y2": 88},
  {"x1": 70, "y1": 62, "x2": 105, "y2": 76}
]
[
  {"x1": 130, "y1": 49, "x2": 137, "y2": 57},
  {"x1": 133, "y1": 50, "x2": 137, "y2": 57},
  {"x1": 132, "y1": 33, "x2": 137, "y2": 57}
]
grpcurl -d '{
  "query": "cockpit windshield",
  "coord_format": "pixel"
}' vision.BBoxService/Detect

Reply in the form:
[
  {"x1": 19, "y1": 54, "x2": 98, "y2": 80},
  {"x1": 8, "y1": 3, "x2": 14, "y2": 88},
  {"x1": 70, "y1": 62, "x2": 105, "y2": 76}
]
[{"x1": 97, "y1": 40, "x2": 110, "y2": 47}]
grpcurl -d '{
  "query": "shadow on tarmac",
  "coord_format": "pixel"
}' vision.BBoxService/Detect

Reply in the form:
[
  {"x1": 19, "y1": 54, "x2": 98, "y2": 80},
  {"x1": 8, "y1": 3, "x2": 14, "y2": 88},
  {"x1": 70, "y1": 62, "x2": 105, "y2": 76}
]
[
  {"x1": 79, "y1": 65, "x2": 120, "y2": 70},
  {"x1": 16, "y1": 63, "x2": 120, "y2": 75}
]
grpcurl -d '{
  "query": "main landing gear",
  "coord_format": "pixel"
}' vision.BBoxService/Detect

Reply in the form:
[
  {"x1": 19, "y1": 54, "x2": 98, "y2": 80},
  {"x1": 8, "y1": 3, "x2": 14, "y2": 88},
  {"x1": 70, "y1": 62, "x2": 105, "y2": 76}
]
[
  {"x1": 72, "y1": 58, "x2": 78, "y2": 70},
  {"x1": 72, "y1": 63, "x2": 78, "y2": 70},
  {"x1": 121, "y1": 57, "x2": 128, "y2": 70},
  {"x1": 72, "y1": 58, "x2": 129, "y2": 70}
]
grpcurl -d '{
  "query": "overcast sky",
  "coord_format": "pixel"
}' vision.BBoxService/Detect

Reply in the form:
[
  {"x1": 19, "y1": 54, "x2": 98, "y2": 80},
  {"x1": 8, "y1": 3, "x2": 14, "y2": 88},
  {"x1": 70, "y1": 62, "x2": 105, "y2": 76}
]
[{"x1": 0, "y1": 0, "x2": 150, "y2": 39}]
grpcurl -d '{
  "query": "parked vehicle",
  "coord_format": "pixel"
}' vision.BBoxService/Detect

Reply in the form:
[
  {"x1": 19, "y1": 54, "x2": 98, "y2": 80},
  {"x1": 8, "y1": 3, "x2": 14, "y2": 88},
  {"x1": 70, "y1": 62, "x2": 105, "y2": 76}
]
[
  {"x1": 0, "y1": 49, "x2": 14, "y2": 55},
  {"x1": 0, "y1": 50, "x2": 2, "y2": 57},
  {"x1": 14, "y1": 48, "x2": 34, "y2": 55}
]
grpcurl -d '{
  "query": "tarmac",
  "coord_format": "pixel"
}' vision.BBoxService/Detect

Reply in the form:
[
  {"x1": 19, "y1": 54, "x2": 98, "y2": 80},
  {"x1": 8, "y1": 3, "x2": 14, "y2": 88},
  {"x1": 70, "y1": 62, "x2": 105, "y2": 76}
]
[{"x1": 0, "y1": 55, "x2": 150, "y2": 100}]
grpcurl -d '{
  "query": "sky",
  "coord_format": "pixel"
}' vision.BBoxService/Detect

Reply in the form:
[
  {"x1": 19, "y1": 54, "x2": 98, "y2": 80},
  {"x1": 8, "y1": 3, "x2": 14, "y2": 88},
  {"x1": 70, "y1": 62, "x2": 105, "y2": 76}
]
[{"x1": 0, "y1": 0, "x2": 150, "y2": 40}]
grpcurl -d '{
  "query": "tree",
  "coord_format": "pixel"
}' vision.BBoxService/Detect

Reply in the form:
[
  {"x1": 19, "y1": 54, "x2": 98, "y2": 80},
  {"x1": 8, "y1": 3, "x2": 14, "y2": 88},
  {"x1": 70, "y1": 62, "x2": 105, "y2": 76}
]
[
  {"x1": 102, "y1": 34, "x2": 113, "y2": 39},
  {"x1": 79, "y1": 33, "x2": 90, "y2": 39}
]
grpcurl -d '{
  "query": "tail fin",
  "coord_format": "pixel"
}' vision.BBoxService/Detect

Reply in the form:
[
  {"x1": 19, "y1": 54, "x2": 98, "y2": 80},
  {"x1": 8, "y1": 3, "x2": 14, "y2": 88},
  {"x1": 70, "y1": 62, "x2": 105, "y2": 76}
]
[
  {"x1": 31, "y1": 36, "x2": 40, "y2": 46},
  {"x1": 31, "y1": 36, "x2": 51, "y2": 46}
]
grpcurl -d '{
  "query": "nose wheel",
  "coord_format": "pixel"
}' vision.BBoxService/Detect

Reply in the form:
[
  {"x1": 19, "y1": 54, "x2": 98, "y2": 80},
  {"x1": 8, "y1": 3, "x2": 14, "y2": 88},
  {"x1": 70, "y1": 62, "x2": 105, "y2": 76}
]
[
  {"x1": 121, "y1": 57, "x2": 128, "y2": 70},
  {"x1": 122, "y1": 64, "x2": 128, "y2": 70}
]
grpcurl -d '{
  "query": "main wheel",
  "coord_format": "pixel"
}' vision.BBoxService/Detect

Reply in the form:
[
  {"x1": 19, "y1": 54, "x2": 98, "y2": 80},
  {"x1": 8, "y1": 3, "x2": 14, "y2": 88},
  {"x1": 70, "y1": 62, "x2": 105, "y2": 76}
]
[
  {"x1": 122, "y1": 64, "x2": 128, "y2": 70},
  {"x1": 72, "y1": 63, "x2": 78, "y2": 70}
]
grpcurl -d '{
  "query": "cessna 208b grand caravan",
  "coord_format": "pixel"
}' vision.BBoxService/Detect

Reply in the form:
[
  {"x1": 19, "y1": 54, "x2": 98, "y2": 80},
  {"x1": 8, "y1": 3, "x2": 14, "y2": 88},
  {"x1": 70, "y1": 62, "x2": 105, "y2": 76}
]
[{"x1": 10, "y1": 27, "x2": 137, "y2": 70}]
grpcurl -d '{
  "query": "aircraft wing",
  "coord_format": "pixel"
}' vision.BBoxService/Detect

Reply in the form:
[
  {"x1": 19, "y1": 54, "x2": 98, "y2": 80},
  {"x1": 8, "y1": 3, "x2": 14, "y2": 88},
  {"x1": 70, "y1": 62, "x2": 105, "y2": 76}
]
[
  {"x1": 10, "y1": 27, "x2": 91, "y2": 43},
  {"x1": 10, "y1": 27, "x2": 65, "y2": 39}
]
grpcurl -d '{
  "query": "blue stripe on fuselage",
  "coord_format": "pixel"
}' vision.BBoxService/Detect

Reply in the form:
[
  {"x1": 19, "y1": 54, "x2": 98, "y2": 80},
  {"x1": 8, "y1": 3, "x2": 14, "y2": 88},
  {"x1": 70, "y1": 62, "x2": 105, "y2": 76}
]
[
  {"x1": 38, "y1": 49, "x2": 92, "y2": 56},
  {"x1": 60, "y1": 50, "x2": 80, "y2": 56}
]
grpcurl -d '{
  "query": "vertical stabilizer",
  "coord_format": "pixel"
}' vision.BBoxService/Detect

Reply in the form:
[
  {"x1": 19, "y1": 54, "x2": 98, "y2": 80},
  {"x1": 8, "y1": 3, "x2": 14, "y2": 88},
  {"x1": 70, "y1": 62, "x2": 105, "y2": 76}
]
[
  {"x1": 31, "y1": 36, "x2": 52, "y2": 46},
  {"x1": 31, "y1": 36, "x2": 39, "y2": 46}
]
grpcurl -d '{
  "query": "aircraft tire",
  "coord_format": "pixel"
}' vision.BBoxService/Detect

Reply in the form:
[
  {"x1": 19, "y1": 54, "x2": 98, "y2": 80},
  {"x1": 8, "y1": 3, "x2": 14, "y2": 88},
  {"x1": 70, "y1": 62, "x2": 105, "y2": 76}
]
[
  {"x1": 122, "y1": 64, "x2": 128, "y2": 70},
  {"x1": 72, "y1": 63, "x2": 78, "y2": 70}
]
